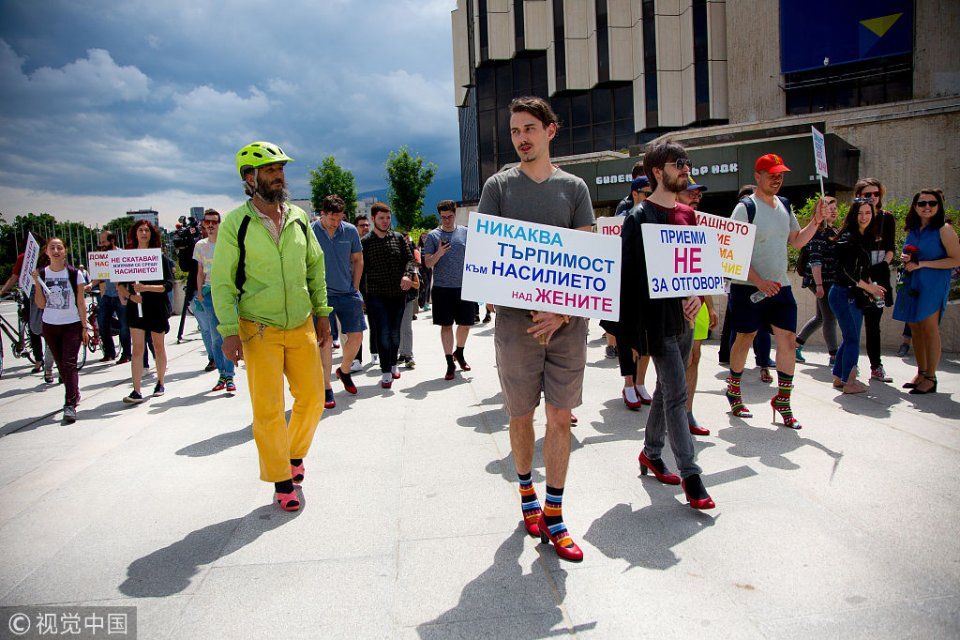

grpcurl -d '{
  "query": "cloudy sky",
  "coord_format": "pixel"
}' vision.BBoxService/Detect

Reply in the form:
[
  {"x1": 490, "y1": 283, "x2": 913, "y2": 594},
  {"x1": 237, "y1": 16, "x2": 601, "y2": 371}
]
[{"x1": 0, "y1": 0, "x2": 460, "y2": 227}]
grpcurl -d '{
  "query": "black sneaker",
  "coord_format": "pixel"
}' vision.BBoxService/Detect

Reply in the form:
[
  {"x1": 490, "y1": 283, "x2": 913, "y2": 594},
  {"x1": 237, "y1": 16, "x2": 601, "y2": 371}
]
[
  {"x1": 123, "y1": 390, "x2": 144, "y2": 404},
  {"x1": 153, "y1": 383, "x2": 165, "y2": 396},
  {"x1": 63, "y1": 405, "x2": 77, "y2": 424}
]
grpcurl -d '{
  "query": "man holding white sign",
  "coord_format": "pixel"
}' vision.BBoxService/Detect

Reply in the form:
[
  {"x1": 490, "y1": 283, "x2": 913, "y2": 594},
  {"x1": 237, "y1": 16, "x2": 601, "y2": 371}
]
[
  {"x1": 476, "y1": 96, "x2": 594, "y2": 562},
  {"x1": 620, "y1": 141, "x2": 715, "y2": 510}
]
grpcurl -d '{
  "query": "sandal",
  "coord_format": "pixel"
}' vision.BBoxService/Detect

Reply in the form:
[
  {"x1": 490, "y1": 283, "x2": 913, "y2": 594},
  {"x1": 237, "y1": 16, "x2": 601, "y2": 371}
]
[
  {"x1": 759, "y1": 368, "x2": 773, "y2": 384},
  {"x1": 291, "y1": 462, "x2": 305, "y2": 485},
  {"x1": 275, "y1": 490, "x2": 301, "y2": 512}
]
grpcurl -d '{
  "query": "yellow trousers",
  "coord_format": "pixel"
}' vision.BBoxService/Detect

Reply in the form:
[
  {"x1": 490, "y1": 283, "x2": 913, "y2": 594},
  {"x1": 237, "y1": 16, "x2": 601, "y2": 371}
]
[{"x1": 240, "y1": 318, "x2": 324, "y2": 482}]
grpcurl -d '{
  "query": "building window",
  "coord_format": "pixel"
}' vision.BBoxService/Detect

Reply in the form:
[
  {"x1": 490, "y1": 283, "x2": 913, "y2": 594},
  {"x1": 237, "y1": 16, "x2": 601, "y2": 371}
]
[
  {"x1": 641, "y1": 0, "x2": 658, "y2": 127},
  {"x1": 692, "y1": 0, "x2": 709, "y2": 122},
  {"x1": 596, "y1": 0, "x2": 610, "y2": 83},
  {"x1": 514, "y1": 0, "x2": 525, "y2": 51},
  {"x1": 478, "y1": 0, "x2": 489, "y2": 62},
  {"x1": 784, "y1": 55, "x2": 912, "y2": 115},
  {"x1": 552, "y1": 0, "x2": 566, "y2": 91}
]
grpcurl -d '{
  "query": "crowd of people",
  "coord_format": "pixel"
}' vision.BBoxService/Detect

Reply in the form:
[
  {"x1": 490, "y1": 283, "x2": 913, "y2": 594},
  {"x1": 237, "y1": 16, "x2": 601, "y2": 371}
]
[{"x1": 2, "y1": 97, "x2": 958, "y2": 562}]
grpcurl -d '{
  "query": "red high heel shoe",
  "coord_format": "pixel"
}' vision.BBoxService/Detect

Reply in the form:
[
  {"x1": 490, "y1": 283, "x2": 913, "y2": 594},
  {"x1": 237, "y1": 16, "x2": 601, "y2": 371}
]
[
  {"x1": 622, "y1": 389, "x2": 643, "y2": 411},
  {"x1": 770, "y1": 396, "x2": 802, "y2": 429},
  {"x1": 536, "y1": 514, "x2": 583, "y2": 562},
  {"x1": 275, "y1": 490, "x2": 301, "y2": 512},
  {"x1": 522, "y1": 509, "x2": 542, "y2": 538},
  {"x1": 688, "y1": 423, "x2": 710, "y2": 436},
  {"x1": 638, "y1": 451, "x2": 681, "y2": 485},
  {"x1": 291, "y1": 462, "x2": 305, "y2": 485},
  {"x1": 681, "y1": 474, "x2": 715, "y2": 510}
]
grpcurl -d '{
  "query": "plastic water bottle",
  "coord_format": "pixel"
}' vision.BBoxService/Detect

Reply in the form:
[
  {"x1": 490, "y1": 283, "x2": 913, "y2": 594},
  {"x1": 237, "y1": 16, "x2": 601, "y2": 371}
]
[{"x1": 750, "y1": 290, "x2": 767, "y2": 304}]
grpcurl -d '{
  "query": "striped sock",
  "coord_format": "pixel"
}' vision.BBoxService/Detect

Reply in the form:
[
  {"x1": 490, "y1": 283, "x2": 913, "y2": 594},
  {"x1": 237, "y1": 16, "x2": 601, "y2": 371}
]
[
  {"x1": 726, "y1": 369, "x2": 751, "y2": 416},
  {"x1": 543, "y1": 485, "x2": 574, "y2": 549},
  {"x1": 518, "y1": 472, "x2": 541, "y2": 521},
  {"x1": 773, "y1": 371, "x2": 795, "y2": 418}
]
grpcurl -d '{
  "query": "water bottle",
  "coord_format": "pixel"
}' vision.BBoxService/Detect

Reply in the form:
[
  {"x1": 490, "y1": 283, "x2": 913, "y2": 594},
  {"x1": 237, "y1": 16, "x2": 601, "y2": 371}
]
[{"x1": 749, "y1": 290, "x2": 767, "y2": 304}]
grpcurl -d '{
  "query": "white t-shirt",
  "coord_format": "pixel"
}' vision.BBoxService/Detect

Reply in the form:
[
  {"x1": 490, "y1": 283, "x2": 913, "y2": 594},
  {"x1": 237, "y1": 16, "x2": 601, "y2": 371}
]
[
  {"x1": 41, "y1": 267, "x2": 81, "y2": 325},
  {"x1": 193, "y1": 238, "x2": 216, "y2": 287}
]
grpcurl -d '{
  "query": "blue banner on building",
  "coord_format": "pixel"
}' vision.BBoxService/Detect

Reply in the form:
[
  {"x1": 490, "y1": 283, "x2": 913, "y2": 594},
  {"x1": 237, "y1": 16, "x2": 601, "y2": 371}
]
[{"x1": 780, "y1": 0, "x2": 913, "y2": 73}]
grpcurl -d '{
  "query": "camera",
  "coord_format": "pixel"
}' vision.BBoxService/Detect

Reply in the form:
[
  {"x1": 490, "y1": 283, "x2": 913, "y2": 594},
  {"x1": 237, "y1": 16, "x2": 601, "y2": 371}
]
[{"x1": 172, "y1": 215, "x2": 203, "y2": 271}]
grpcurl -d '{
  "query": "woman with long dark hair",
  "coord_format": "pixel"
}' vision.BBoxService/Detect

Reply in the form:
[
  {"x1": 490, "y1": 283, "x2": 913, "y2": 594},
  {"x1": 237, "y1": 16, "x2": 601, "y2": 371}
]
[
  {"x1": 893, "y1": 189, "x2": 960, "y2": 394},
  {"x1": 118, "y1": 220, "x2": 174, "y2": 403},
  {"x1": 795, "y1": 195, "x2": 840, "y2": 364},
  {"x1": 30, "y1": 237, "x2": 89, "y2": 423},
  {"x1": 828, "y1": 199, "x2": 886, "y2": 394}
]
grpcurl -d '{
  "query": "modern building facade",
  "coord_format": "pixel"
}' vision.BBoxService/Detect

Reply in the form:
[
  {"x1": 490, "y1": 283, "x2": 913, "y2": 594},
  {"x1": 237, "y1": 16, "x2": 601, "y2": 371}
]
[
  {"x1": 126, "y1": 209, "x2": 160, "y2": 228},
  {"x1": 451, "y1": 0, "x2": 959, "y2": 211}
]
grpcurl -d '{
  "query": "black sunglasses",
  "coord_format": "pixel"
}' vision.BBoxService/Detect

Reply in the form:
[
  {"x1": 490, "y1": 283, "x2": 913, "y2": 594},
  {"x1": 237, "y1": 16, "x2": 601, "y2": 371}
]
[
  {"x1": 667, "y1": 159, "x2": 692, "y2": 170},
  {"x1": 916, "y1": 200, "x2": 938, "y2": 208}
]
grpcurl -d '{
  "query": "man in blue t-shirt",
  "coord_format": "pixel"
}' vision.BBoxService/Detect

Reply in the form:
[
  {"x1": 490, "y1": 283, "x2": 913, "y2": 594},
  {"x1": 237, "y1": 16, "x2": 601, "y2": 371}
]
[
  {"x1": 311, "y1": 194, "x2": 366, "y2": 408},
  {"x1": 423, "y1": 199, "x2": 479, "y2": 380}
]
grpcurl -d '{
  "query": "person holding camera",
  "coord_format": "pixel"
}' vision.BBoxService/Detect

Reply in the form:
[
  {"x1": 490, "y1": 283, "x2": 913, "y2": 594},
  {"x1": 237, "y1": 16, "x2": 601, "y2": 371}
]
[{"x1": 423, "y1": 199, "x2": 478, "y2": 380}]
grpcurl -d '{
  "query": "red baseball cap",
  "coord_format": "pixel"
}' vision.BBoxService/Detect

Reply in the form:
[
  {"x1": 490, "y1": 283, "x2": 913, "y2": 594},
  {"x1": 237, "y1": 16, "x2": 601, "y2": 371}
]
[{"x1": 754, "y1": 153, "x2": 791, "y2": 174}]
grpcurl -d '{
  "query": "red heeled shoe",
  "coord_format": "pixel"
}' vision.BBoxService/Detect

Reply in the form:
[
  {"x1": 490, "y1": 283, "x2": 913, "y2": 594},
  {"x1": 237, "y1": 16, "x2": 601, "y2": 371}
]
[
  {"x1": 622, "y1": 389, "x2": 642, "y2": 411},
  {"x1": 536, "y1": 514, "x2": 583, "y2": 562},
  {"x1": 688, "y1": 423, "x2": 710, "y2": 436},
  {"x1": 770, "y1": 396, "x2": 802, "y2": 429},
  {"x1": 291, "y1": 463, "x2": 305, "y2": 485},
  {"x1": 681, "y1": 474, "x2": 715, "y2": 510},
  {"x1": 275, "y1": 490, "x2": 301, "y2": 512},
  {"x1": 638, "y1": 451, "x2": 681, "y2": 485},
  {"x1": 522, "y1": 509, "x2": 542, "y2": 538}
]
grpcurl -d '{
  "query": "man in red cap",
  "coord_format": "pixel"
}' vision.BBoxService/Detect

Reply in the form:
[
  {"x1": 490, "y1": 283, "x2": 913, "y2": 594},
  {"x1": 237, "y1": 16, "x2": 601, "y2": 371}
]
[{"x1": 723, "y1": 153, "x2": 823, "y2": 429}]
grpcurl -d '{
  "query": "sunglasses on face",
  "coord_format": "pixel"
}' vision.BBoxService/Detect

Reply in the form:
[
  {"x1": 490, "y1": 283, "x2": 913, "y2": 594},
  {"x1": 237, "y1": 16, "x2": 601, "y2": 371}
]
[
  {"x1": 861, "y1": 191, "x2": 880, "y2": 198},
  {"x1": 203, "y1": 220, "x2": 219, "y2": 225},
  {"x1": 640, "y1": 190, "x2": 652, "y2": 196},
  {"x1": 667, "y1": 159, "x2": 692, "y2": 170},
  {"x1": 917, "y1": 200, "x2": 938, "y2": 208}
]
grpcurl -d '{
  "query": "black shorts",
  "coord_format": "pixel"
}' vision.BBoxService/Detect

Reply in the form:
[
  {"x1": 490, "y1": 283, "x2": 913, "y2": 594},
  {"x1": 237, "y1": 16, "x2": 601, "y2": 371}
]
[
  {"x1": 728, "y1": 284, "x2": 797, "y2": 335},
  {"x1": 126, "y1": 303, "x2": 170, "y2": 335},
  {"x1": 431, "y1": 286, "x2": 479, "y2": 326}
]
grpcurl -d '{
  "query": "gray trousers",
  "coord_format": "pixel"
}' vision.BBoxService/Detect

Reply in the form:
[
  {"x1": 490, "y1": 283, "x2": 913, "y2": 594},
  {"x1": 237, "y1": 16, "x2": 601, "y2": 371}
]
[
  {"x1": 797, "y1": 287, "x2": 839, "y2": 353},
  {"x1": 398, "y1": 297, "x2": 418, "y2": 358},
  {"x1": 643, "y1": 327, "x2": 702, "y2": 478}
]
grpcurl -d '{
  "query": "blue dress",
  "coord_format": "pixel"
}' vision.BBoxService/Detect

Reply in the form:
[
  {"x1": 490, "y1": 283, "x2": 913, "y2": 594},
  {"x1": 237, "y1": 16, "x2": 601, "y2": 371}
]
[{"x1": 892, "y1": 225, "x2": 951, "y2": 323}]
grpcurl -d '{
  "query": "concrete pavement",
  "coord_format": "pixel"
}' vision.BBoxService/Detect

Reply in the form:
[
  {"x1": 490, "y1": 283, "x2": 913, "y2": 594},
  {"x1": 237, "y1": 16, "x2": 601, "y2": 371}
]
[{"x1": 1, "y1": 299, "x2": 959, "y2": 639}]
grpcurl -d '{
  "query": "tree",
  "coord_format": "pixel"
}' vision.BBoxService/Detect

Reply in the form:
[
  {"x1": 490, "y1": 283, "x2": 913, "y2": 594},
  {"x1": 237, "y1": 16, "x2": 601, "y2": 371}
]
[
  {"x1": 309, "y1": 156, "x2": 358, "y2": 218},
  {"x1": 385, "y1": 146, "x2": 437, "y2": 230},
  {"x1": 103, "y1": 216, "x2": 136, "y2": 246}
]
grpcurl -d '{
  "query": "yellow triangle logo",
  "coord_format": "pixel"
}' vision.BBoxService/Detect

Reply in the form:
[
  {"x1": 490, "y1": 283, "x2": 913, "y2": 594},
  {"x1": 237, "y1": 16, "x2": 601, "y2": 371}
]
[{"x1": 861, "y1": 13, "x2": 903, "y2": 38}]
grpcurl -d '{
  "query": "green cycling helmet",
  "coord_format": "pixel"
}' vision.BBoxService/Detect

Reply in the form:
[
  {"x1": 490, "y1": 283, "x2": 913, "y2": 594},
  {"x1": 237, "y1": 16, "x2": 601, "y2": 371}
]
[{"x1": 235, "y1": 141, "x2": 294, "y2": 178}]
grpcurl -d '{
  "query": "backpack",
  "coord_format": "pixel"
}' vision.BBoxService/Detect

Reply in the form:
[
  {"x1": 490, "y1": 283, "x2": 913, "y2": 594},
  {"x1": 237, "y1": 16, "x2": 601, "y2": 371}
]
[
  {"x1": 796, "y1": 243, "x2": 811, "y2": 278},
  {"x1": 739, "y1": 194, "x2": 791, "y2": 225},
  {"x1": 235, "y1": 214, "x2": 309, "y2": 303}
]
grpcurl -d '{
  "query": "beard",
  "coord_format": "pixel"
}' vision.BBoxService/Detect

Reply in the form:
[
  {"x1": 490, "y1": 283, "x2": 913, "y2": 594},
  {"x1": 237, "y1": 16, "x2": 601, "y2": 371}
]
[
  {"x1": 662, "y1": 171, "x2": 689, "y2": 194},
  {"x1": 256, "y1": 175, "x2": 289, "y2": 203}
]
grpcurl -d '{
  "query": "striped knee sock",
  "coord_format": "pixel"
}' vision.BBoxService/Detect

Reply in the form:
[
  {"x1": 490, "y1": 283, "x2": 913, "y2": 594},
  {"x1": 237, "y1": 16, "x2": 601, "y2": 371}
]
[
  {"x1": 726, "y1": 369, "x2": 751, "y2": 416},
  {"x1": 773, "y1": 371, "x2": 794, "y2": 415},
  {"x1": 543, "y1": 486, "x2": 575, "y2": 549},
  {"x1": 518, "y1": 472, "x2": 541, "y2": 521}
]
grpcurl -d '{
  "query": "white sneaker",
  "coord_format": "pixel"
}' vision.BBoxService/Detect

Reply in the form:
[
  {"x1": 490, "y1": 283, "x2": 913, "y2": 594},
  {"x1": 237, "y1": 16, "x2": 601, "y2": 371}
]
[
  {"x1": 636, "y1": 384, "x2": 652, "y2": 403},
  {"x1": 350, "y1": 359, "x2": 362, "y2": 373},
  {"x1": 371, "y1": 354, "x2": 379, "y2": 365}
]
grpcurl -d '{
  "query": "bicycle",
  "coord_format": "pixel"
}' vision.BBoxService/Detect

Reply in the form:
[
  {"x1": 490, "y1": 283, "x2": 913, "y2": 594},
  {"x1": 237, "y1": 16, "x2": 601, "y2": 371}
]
[
  {"x1": 0, "y1": 289, "x2": 37, "y2": 379},
  {"x1": 76, "y1": 292, "x2": 102, "y2": 371}
]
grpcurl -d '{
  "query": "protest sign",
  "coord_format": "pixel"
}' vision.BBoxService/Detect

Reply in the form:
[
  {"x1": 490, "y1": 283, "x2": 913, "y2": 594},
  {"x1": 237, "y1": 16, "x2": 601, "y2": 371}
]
[
  {"x1": 107, "y1": 249, "x2": 163, "y2": 282},
  {"x1": 18, "y1": 233, "x2": 41, "y2": 295},
  {"x1": 87, "y1": 251, "x2": 112, "y2": 280},
  {"x1": 108, "y1": 249, "x2": 163, "y2": 317},
  {"x1": 811, "y1": 125, "x2": 828, "y2": 196},
  {"x1": 462, "y1": 212, "x2": 621, "y2": 321},
  {"x1": 640, "y1": 224, "x2": 725, "y2": 299},
  {"x1": 597, "y1": 216, "x2": 623, "y2": 237},
  {"x1": 694, "y1": 211, "x2": 756, "y2": 280}
]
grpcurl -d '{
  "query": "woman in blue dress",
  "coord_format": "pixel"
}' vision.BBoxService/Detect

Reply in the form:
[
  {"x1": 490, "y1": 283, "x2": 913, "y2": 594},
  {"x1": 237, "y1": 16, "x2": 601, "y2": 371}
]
[{"x1": 892, "y1": 190, "x2": 960, "y2": 394}]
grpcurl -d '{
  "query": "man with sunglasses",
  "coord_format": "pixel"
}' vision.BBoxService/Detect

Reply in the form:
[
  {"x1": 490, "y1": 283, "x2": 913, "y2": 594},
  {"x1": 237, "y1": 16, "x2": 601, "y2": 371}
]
[
  {"x1": 854, "y1": 178, "x2": 896, "y2": 383},
  {"x1": 193, "y1": 209, "x2": 236, "y2": 392},
  {"x1": 91, "y1": 230, "x2": 132, "y2": 364},
  {"x1": 614, "y1": 161, "x2": 652, "y2": 216},
  {"x1": 423, "y1": 199, "x2": 478, "y2": 380},
  {"x1": 724, "y1": 153, "x2": 823, "y2": 429}
]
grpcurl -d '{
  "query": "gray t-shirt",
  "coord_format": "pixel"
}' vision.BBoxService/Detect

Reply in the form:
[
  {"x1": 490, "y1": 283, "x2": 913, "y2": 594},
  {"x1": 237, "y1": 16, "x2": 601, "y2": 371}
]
[
  {"x1": 424, "y1": 225, "x2": 469, "y2": 288},
  {"x1": 730, "y1": 194, "x2": 800, "y2": 287},
  {"x1": 477, "y1": 165, "x2": 595, "y2": 315}
]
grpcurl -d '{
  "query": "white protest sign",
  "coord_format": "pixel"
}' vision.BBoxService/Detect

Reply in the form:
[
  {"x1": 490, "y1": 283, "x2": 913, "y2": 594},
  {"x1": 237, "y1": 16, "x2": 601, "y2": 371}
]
[
  {"x1": 462, "y1": 211, "x2": 621, "y2": 321},
  {"x1": 641, "y1": 224, "x2": 725, "y2": 299},
  {"x1": 18, "y1": 232, "x2": 41, "y2": 295},
  {"x1": 811, "y1": 126, "x2": 828, "y2": 178},
  {"x1": 695, "y1": 211, "x2": 756, "y2": 280},
  {"x1": 107, "y1": 249, "x2": 163, "y2": 282},
  {"x1": 597, "y1": 216, "x2": 624, "y2": 237},
  {"x1": 87, "y1": 251, "x2": 112, "y2": 280}
]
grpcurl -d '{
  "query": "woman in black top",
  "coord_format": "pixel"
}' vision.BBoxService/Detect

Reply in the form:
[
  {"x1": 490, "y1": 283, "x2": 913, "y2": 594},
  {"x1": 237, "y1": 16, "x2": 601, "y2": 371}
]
[
  {"x1": 854, "y1": 178, "x2": 896, "y2": 382},
  {"x1": 118, "y1": 220, "x2": 173, "y2": 404},
  {"x1": 828, "y1": 199, "x2": 886, "y2": 394},
  {"x1": 795, "y1": 195, "x2": 840, "y2": 363}
]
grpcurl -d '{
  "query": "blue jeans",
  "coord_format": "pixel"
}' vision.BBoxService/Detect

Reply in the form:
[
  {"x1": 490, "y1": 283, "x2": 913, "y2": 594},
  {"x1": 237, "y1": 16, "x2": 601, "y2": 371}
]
[
  {"x1": 828, "y1": 285, "x2": 863, "y2": 382},
  {"x1": 98, "y1": 294, "x2": 130, "y2": 360},
  {"x1": 366, "y1": 294, "x2": 405, "y2": 373},
  {"x1": 191, "y1": 296, "x2": 215, "y2": 361},
  {"x1": 193, "y1": 287, "x2": 234, "y2": 378}
]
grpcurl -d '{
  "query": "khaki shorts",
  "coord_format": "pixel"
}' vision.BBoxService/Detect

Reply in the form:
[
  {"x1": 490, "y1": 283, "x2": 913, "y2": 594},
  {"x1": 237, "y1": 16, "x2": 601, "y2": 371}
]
[{"x1": 493, "y1": 308, "x2": 588, "y2": 417}]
